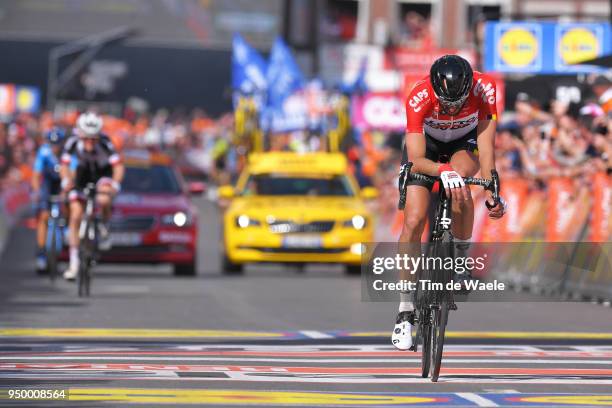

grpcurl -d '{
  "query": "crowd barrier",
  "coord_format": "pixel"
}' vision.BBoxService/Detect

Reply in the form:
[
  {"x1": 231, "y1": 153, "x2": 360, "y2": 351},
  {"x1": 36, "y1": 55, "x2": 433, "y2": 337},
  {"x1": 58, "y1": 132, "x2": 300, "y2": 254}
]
[
  {"x1": 0, "y1": 182, "x2": 31, "y2": 257},
  {"x1": 380, "y1": 172, "x2": 612, "y2": 303}
]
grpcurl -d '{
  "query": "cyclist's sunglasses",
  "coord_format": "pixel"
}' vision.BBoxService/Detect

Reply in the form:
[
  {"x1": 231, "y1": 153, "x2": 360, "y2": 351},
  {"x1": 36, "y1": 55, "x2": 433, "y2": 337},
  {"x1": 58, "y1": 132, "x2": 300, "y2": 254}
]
[{"x1": 437, "y1": 94, "x2": 468, "y2": 115}]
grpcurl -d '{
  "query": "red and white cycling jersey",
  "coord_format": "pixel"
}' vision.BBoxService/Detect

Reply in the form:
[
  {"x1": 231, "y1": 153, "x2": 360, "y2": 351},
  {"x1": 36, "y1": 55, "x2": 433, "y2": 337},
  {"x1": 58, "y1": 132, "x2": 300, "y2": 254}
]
[{"x1": 406, "y1": 71, "x2": 498, "y2": 142}]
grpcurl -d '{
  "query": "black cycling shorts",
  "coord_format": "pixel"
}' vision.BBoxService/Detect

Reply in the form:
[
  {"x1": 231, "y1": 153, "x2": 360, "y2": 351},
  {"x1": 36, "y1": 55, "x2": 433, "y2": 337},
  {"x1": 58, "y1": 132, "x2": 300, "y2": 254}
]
[{"x1": 401, "y1": 128, "x2": 478, "y2": 190}]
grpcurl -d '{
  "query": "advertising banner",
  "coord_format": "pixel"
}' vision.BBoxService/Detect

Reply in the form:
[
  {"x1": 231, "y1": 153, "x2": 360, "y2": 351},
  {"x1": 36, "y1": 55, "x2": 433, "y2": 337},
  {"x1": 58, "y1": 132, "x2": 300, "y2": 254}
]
[
  {"x1": 351, "y1": 93, "x2": 405, "y2": 131},
  {"x1": 385, "y1": 48, "x2": 477, "y2": 75},
  {"x1": 15, "y1": 86, "x2": 40, "y2": 113},
  {"x1": 0, "y1": 84, "x2": 15, "y2": 116},
  {"x1": 0, "y1": 84, "x2": 41, "y2": 115},
  {"x1": 484, "y1": 22, "x2": 611, "y2": 74}
]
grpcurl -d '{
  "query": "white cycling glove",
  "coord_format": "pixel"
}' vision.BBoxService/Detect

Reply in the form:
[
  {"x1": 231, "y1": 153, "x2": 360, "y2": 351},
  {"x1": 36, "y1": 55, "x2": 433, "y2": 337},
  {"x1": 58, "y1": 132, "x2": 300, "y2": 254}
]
[{"x1": 438, "y1": 164, "x2": 465, "y2": 190}]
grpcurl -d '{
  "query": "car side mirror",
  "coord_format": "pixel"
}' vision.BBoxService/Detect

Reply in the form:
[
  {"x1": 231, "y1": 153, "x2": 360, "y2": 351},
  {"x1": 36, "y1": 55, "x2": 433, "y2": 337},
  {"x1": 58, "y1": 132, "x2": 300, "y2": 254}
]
[
  {"x1": 360, "y1": 186, "x2": 379, "y2": 200},
  {"x1": 218, "y1": 185, "x2": 235, "y2": 199},
  {"x1": 188, "y1": 181, "x2": 206, "y2": 195}
]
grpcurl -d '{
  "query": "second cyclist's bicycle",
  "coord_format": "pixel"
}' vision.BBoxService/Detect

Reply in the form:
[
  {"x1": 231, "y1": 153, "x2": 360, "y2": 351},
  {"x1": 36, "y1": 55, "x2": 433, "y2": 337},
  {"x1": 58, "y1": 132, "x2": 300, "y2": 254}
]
[
  {"x1": 77, "y1": 183, "x2": 101, "y2": 297},
  {"x1": 45, "y1": 195, "x2": 65, "y2": 282}
]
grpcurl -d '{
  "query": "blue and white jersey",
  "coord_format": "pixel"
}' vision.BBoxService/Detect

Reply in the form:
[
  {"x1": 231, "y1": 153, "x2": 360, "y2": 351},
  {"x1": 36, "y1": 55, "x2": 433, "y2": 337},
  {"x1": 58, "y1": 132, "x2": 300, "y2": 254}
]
[{"x1": 34, "y1": 144, "x2": 76, "y2": 193}]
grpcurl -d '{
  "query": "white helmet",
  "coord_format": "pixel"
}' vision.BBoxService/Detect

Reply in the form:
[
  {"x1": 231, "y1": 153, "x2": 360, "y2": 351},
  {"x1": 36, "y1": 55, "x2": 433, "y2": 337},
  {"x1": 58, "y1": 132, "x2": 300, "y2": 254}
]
[{"x1": 77, "y1": 112, "x2": 103, "y2": 137}]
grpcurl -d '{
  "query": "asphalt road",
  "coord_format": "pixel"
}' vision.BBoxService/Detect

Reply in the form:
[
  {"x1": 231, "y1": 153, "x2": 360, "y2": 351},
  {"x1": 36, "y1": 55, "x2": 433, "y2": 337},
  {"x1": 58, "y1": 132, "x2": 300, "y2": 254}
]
[{"x1": 1, "y1": 198, "x2": 612, "y2": 407}]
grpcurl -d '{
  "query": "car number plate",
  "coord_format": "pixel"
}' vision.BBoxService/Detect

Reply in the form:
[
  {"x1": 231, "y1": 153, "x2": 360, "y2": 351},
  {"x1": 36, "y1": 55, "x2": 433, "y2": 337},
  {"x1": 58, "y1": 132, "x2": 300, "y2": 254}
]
[
  {"x1": 282, "y1": 235, "x2": 322, "y2": 248},
  {"x1": 110, "y1": 232, "x2": 142, "y2": 246}
]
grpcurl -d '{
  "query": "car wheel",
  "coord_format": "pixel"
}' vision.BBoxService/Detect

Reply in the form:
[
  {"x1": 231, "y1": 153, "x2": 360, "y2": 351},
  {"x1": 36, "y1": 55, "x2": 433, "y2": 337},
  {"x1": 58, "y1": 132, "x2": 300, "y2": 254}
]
[
  {"x1": 344, "y1": 264, "x2": 361, "y2": 275},
  {"x1": 173, "y1": 263, "x2": 197, "y2": 277},
  {"x1": 222, "y1": 254, "x2": 244, "y2": 275}
]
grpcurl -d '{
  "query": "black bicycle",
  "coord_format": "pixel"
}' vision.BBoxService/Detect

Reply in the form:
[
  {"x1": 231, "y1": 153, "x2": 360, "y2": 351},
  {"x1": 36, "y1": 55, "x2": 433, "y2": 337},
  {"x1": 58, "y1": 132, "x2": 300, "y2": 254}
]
[
  {"x1": 45, "y1": 195, "x2": 65, "y2": 283},
  {"x1": 78, "y1": 183, "x2": 100, "y2": 297},
  {"x1": 398, "y1": 161, "x2": 500, "y2": 382}
]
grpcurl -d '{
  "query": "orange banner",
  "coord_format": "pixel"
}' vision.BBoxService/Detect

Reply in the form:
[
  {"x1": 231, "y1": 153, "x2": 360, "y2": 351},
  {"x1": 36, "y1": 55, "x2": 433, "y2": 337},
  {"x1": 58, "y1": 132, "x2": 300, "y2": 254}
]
[
  {"x1": 546, "y1": 177, "x2": 579, "y2": 242},
  {"x1": 589, "y1": 172, "x2": 612, "y2": 242}
]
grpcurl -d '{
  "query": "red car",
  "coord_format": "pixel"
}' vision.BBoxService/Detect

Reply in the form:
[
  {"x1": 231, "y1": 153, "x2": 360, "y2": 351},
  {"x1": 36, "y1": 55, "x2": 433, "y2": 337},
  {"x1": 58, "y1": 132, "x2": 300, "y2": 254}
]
[{"x1": 100, "y1": 150, "x2": 201, "y2": 275}]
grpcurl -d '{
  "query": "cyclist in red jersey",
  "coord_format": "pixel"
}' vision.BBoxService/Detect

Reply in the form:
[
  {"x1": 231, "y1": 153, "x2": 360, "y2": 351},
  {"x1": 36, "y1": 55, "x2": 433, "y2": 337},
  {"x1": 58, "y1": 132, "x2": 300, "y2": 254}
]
[{"x1": 392, "y1": 55, "x2": 506, "y2": 350}]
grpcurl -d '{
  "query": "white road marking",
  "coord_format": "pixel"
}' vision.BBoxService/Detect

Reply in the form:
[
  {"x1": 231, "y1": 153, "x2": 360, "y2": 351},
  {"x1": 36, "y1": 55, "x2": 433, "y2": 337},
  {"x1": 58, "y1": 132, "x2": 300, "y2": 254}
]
[
  {"x1": 2, "y1": 372, "x2": 612, "y2": 384},
  {"x1": 298, "y1": 331, "x2": 333, "y2": 339},
  {"x1": 1, "y1": 356, "x2": 611, "y2": 364},
  {"x1": 456, "y1": 392, "x2": 500, "y2": 407}
]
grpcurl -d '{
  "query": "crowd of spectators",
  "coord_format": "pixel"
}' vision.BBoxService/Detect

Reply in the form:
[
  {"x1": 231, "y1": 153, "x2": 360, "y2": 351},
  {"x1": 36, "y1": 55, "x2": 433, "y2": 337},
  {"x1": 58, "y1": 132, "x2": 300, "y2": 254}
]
[
  {"x1": 0, "y1": 77, "x2": 610, "y2": 220},
  {"x1": 0, "y1": 108, "x2": 238, "y2": 194},
  {"x1": 494, "y1": 76, "x2": 612, "y2": 183}
]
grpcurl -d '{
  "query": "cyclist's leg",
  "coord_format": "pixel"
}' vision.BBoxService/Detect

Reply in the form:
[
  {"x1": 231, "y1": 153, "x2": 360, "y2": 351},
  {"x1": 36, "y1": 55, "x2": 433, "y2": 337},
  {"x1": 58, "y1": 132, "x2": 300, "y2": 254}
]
[
  {"x1": 96, "y1": 183, "x2": 113, "y2": 220},
  {"x1": 35, "y1": 205, "x2": 50, "y2": 271},
  {"x1": 449, "y1": 149, "x2": 479, "y2": 240},
  {"x1": 393, "y1": 140, "x2": 435, "y2": 350},
  {"x1": 64, "y1": 191, "x2": 84, "y2": 279},
  {"x1": 96, "y1": 178, "x2": 115, "y2": 249},
  {"x1": 448, "y1": 137, "x2": 479, "y2": 287}
]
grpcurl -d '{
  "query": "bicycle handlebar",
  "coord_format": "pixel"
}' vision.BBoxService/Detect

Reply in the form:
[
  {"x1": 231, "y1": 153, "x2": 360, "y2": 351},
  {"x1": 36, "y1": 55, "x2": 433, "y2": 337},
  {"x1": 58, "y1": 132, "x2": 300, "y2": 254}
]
[{"x1": 398, "y1": 162, "x2": 501, "y2": 210}]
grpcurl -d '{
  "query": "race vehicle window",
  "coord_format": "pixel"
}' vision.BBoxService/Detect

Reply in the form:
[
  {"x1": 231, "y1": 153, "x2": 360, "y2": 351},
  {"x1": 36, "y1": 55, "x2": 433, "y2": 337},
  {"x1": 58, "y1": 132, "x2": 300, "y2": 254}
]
[
  {"x1": 122, "y1": 165, "x2": 182, "y2": 194},
  {"x1": 242, "y1": 174, "x2": 355, "y2": 197}
]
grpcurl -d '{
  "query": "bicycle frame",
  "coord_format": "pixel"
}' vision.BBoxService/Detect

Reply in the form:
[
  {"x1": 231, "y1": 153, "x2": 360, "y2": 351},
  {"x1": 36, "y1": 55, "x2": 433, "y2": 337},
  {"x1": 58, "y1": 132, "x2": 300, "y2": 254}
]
[
  {"x1": 46, "y1": 195, "x2": 64, "y2": 282},
  {"x1": 78, "y1": 183, "x2": 98, "y2": 297}
]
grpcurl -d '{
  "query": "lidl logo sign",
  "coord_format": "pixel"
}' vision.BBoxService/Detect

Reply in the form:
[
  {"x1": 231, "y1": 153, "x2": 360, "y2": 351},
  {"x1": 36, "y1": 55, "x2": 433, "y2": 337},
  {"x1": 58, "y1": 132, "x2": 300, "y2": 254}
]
[
  {"x1": 556, "y1": 25, "x2": 603, "y2": 70},
  {"x1": 494, "y1": 24, "x2": 542, "y2": 72}
]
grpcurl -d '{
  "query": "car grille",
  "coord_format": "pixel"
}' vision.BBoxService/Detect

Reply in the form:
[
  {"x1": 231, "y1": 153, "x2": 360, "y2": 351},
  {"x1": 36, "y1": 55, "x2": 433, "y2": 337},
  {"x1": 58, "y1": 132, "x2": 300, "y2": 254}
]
[
  {"x1": 110, "y1": 216, "x2": 155, "y2": 232},
  {"x1": 268, "y1": 220, "x2": 335, "y2": 234},
  {"x1": 241, "y1": 247, "x2": 348, "y2": 254}
]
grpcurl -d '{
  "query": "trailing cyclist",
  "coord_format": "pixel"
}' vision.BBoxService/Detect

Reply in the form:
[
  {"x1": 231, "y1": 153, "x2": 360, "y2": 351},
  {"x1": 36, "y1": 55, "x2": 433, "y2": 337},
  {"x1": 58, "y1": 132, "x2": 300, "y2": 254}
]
[
  {"x1": 31, "y1": 127, "x2": 70, "y2": 274},
  {"x1": 60, "y1": 112, "x2": 124, "y2": 281},
  {"x1": 392, "y1": 55, "x2": 506, "y2": 350}
]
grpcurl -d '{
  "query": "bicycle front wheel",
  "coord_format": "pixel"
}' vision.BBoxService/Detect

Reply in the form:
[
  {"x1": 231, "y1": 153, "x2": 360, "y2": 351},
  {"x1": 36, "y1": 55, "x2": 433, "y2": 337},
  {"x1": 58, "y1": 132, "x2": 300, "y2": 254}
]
[
  {"x1": 430, "y1": 301, "x2": 449, "y2": 382},
  {"x1": 47, "y1": 221, "x2": 58, "y2": 283},
  {"x1": 419, "y1": 310, "x2": 432, "y2": 378}
]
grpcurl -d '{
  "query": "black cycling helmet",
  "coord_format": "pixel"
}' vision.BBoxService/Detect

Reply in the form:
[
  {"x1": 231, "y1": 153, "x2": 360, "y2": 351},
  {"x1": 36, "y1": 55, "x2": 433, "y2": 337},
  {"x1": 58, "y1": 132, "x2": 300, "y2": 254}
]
[{"x1": 430, "y1": 55, "x2": 473, "y2": 115}]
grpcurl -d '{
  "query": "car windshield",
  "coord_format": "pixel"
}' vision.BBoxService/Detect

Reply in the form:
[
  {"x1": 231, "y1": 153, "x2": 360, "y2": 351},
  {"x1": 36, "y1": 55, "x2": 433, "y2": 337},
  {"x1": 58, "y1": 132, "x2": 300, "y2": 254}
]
[
  {"x1": 122, "y1": 165, "x2": 182, "y2": 194},
  {"x1": 242, "y1": 174, "x2": 354, "y2": 197}
]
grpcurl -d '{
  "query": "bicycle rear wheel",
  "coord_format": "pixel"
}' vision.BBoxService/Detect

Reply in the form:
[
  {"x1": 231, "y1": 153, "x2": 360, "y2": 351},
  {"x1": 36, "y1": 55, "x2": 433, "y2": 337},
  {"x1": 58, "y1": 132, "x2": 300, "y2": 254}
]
[{"x1": 78, "y1": 220, "x2": 93, "y2": 297}]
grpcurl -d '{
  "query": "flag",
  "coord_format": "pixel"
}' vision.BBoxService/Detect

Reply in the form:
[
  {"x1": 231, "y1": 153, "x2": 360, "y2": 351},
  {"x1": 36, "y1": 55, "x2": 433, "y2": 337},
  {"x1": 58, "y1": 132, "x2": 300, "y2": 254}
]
[
  {"x1": 232, "y1": 33, "x2": 267, "y2": 95},
  {"x1": 266, "y1": 37, "x2": 304, "y2": 109},
  {"x1": 348, "y1": 56, "x2": 368, "y2": 93}
]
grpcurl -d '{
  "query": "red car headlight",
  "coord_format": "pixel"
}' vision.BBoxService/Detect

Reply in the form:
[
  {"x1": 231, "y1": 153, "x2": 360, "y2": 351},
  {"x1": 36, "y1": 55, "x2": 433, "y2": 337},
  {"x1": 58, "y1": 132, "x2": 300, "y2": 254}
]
[{"x1": 161, "y1": 211, "x2": 193, "y2": 227}]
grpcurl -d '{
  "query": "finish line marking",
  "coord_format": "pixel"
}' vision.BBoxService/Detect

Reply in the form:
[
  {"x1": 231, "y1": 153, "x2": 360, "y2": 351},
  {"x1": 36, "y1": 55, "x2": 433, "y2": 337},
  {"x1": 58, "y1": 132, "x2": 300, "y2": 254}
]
[
  {"x1": 1, "y1": 328, "x2": 612, "y2": 340},
  {"x1": 2, "y1": 356, "x2": 611, "y2": 364},
  {"x1": 299, "y1": 331, "x2": 334, "y2": 339},
  {"x1": 456, "y1": 392, "x2": 500, "y2": 407}
]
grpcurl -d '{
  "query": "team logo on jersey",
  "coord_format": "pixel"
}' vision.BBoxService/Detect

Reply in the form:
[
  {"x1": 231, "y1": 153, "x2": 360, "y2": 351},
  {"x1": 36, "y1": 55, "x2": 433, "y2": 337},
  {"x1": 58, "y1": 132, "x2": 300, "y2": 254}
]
[
  {"x1": 408, "y1": 89, "x2": 429, "y2": 112},
  {"x1": 473, "y1": 78, "x2": 496, "y2": 105},
  {"x1": 424, "y1": 115, "x2": 477, "y2": 131}
]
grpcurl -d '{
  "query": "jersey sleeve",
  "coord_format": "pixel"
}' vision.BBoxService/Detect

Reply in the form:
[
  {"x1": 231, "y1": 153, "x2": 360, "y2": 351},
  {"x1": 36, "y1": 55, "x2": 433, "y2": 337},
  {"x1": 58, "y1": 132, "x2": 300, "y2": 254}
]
[
  {"x1": 61, "y1": 136, "x2": 78, "y2": 164},
  {"x1": 476, "y1": 75, "x2": 498, "y2": 121},
  {"x1": 100, "y1": 135, "x2": 121, "y2": 165},
  {"x1": 405, "y1": 79, "x2": 431, "y2": 134},
  {"x1": 69, "y1": 155, "x2": 78, "y2": 171},
  {"x1": 33, "y1": 146, "x2": 46, "y2": 173}
]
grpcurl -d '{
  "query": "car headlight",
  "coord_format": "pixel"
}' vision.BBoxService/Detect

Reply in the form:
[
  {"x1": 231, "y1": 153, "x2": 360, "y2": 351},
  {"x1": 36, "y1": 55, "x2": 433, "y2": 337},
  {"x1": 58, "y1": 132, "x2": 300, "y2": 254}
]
[
  {"x1": 343, "y1": 215, "x2": 367, "y2": 230},
  {"x1": 161, "y1": 211, "x2": 192, "y2": 227},
  {"x1": 236, "y1": 214, "x2": 261, "y2": 228}
]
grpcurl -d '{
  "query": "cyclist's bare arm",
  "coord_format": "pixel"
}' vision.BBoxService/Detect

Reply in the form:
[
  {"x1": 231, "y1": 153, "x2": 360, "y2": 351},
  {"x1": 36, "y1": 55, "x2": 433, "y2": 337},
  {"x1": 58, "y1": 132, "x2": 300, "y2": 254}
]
[
  {"x1": 405, "y1": 132, "x2": 445, "y2": 176},
  {"x1": 112, "y1": 162, "x2": 124, "y2": 187},
  {"x1": 476, "y1": 119, "x2": 496, "y2": 180},
  {"x1": 476, "y1": 119, "x2": 504, "y2": 218}
]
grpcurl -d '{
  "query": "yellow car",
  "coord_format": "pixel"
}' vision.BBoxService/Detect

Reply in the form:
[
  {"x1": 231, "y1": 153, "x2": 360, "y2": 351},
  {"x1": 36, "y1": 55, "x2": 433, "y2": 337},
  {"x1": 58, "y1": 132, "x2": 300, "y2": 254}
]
[{"x1": 218, "y1": 152, "x2": 377, "y2": 274}]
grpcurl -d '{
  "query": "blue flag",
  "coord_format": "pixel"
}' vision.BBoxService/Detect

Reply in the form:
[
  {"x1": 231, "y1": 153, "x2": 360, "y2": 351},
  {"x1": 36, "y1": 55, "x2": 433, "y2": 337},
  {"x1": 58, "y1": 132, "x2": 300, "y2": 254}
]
[
  {"x1": 344, "y1": 56, "x2": 368, "y2": 94},
  {"x1": 266, "y1": 37, "x2": 304, "y2": 108},
  {"x1": 232, "y1": 34, "x2": 267, "y2": 95}
]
